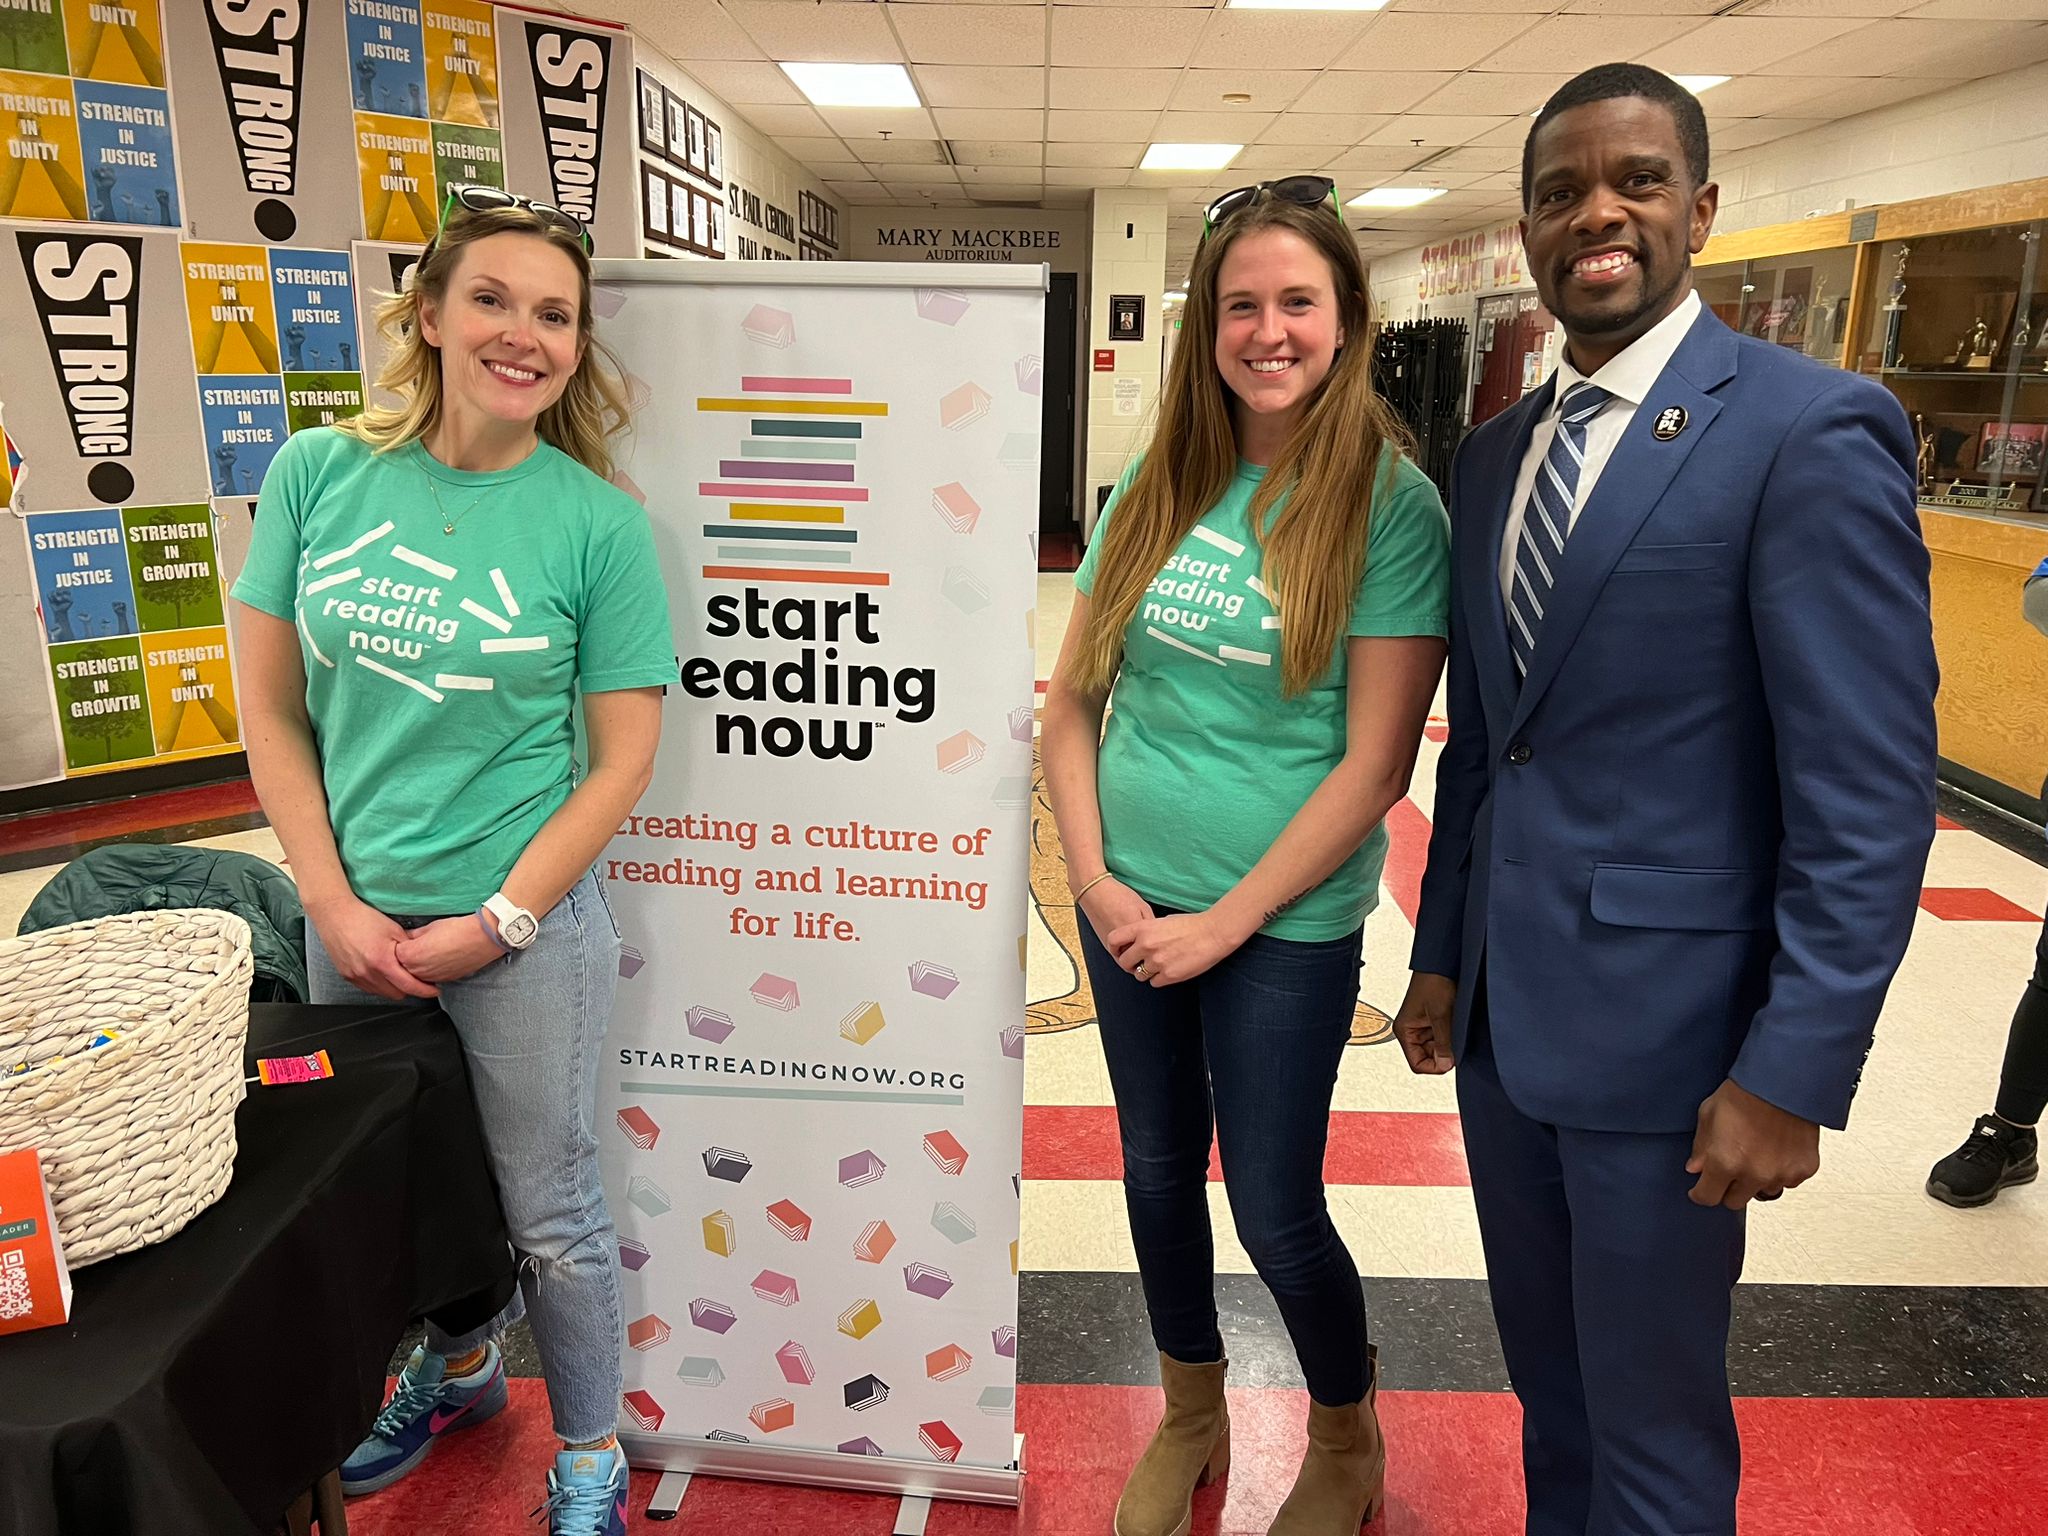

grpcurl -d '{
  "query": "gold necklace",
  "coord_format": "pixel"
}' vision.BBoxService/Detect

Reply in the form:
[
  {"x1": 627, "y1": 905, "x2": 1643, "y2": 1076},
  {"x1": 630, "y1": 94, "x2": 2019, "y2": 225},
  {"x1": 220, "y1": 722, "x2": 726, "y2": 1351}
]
[{"x1": 419, "y1": 464, "x2": 486, "y2": 536}]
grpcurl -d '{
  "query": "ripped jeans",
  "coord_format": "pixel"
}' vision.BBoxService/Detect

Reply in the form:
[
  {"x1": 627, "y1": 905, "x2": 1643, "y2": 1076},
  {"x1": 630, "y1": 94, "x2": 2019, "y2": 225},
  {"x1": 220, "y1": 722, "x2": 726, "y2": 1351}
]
[{"x1": 306, "y1": 867, "x2": 625, "y2": 1443}]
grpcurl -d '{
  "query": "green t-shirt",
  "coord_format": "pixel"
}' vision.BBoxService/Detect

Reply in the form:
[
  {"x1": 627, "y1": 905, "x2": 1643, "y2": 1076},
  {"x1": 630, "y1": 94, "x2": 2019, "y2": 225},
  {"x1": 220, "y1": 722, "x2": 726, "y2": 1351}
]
[
  {"x1": 232, "y1": 428, "x2": 678, "y2": 914},
  {"x1": 1075, "y1": 455, "x2": 1450, "y2": 940}
]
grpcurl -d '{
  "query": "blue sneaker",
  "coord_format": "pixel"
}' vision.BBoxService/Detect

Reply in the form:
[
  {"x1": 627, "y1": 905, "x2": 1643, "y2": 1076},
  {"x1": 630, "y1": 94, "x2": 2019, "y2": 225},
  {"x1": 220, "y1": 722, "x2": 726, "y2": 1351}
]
[
  {"x1": 539, "y1": 1445, "x2": 628, "y2": 1536},
  {"x1": 339, "y1": 1341, "x2": 509, "y2": 1496}
]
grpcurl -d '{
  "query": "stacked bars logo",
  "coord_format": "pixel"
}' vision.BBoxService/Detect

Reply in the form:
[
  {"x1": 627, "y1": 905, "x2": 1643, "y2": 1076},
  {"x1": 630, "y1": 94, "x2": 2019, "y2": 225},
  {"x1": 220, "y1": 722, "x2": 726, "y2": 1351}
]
[
  {"x1": 200, "y1": 0, "x2": 308, "y2": 240},
  {"x1": 521, "y1": 21, "x2": 607, "y2": 227},
  {"x1": 19, "y1": 230, "x2": 139, "y2": 504}
]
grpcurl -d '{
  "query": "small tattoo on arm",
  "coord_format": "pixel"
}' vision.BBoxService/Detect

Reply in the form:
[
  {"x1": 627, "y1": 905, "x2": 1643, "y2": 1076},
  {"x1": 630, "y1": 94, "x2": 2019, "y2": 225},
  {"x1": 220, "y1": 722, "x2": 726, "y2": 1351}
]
[{"x1": 1262, "y1": 891, "x2": 1306, "y2": 926}]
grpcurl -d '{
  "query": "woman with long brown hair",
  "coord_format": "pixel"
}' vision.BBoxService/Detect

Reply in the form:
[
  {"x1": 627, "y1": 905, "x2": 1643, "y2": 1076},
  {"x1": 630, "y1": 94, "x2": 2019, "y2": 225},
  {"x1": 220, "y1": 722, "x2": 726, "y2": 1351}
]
[
  {"x1": 1042, "y1": 179, "x2": 1450, "y2": 1535},
  {"x1": 231, "y1": 185, "x2": 675, "y2": 1536}
]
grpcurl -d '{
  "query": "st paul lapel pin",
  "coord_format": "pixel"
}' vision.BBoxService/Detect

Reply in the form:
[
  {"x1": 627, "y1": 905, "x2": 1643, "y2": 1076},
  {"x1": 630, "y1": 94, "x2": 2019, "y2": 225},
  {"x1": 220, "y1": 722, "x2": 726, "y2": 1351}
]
[{"x1": 1652, "y1": 406, "x2": 1689, "y2": 441}]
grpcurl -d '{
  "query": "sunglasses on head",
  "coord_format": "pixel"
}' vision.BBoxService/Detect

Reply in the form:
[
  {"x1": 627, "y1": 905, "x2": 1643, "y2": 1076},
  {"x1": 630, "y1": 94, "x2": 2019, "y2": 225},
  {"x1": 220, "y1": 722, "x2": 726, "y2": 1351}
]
[
  {"x1": 424, "y1": 182, "x2": 594, "y2": 257},
  {"x1": 1202, "y1": 175, "x2": 1343, "y2": 238}
]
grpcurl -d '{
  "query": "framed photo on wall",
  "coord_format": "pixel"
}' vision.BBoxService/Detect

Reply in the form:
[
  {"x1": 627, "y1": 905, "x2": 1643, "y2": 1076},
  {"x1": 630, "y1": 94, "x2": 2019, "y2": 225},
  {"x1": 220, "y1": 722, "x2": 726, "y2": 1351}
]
[
  {"x1": 664, "y1": 89, "x2": 689, "y2": 168},
  {"x1": 685, "y1": 106, "x2": 708, "y2": 179},
  {"x1": 692, "y1": 186, "x2": 712, "y2": 250},
  {"x1": 710, "y1": 200, "x2": 726, "y2": 257},
  {"x1": 1980, "y1": 421, "x2": 2046, "y2": 481},
  {"x1": 641, "y1": 167, "x2": 669, "y2": 244},
  {"x1": 637, "y1": 72, "x2": 665, "y2": 158},
  {"x1": 705, "y1": 121, "x2": 724, "y2": 186}
]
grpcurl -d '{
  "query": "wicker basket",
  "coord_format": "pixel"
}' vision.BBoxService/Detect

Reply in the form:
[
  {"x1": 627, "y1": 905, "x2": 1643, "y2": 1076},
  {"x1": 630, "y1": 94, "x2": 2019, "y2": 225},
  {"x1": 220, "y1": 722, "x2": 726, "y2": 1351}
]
[{"x1": 0, "y1": 909, "x2": 253, "y2": 1266}]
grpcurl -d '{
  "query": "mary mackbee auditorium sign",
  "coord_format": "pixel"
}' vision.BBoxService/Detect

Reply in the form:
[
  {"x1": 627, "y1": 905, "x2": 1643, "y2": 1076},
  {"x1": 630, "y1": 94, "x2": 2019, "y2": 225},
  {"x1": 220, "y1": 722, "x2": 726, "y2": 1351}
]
[{"x1": 870, "y1": 224, "x2": 1062, "y2": 262}]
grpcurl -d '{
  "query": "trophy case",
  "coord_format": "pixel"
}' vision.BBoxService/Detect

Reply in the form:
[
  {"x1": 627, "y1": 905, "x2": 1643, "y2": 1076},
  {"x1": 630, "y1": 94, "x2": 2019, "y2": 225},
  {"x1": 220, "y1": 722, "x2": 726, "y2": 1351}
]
[{"x1": 1695, "y1": 177, "x2": 2048, "y2": 820}]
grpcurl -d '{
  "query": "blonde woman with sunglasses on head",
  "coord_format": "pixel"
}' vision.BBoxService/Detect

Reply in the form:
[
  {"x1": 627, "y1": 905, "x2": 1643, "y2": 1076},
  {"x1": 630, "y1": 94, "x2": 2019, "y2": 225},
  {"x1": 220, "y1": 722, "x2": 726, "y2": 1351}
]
[
  {"x1": 1043, "y1": 177, "x2": 1450, "y2": 1536},
  {"x1": 230, "y1": 184, "x2": 676, "y2": 1536}
]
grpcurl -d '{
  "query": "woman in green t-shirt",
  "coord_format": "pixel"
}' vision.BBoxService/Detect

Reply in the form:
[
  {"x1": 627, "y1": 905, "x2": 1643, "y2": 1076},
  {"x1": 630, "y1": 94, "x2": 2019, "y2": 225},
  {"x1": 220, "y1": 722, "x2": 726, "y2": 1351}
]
[
  {"x1": 231, "y1": 187, "x2": 676, "y2": 1536},
  {"x1": 1044, "y1": 179, "x2": 1450, "y2": 1536}
]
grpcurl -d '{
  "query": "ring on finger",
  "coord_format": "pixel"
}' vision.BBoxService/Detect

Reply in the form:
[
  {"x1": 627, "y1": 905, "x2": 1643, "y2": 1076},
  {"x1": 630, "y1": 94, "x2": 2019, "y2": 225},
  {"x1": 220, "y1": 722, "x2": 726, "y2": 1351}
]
[{"x1": 1134, "y1": 962, "x2": 1149, "y2": 980}]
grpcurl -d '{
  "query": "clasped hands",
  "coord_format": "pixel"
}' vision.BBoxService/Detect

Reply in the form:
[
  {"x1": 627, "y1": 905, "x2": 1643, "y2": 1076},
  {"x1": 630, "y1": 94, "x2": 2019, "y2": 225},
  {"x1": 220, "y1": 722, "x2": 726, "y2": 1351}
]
[
  {"x1": 1390, "y1": 972, "x2": 1822, "y2": 1212},
  {"x1": 1076, "y1": 876, "x2": 1250, "y2": 988},
  {"x1": 309, "y1": 892, "x2": 507, "y2": 1001}
]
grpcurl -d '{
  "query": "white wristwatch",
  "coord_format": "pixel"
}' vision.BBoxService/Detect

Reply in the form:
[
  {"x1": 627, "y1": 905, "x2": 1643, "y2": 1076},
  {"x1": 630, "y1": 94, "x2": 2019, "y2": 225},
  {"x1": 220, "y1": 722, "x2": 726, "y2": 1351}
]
[{"x1": 481, "y1": 892, "x2": 539, "y2": 951}]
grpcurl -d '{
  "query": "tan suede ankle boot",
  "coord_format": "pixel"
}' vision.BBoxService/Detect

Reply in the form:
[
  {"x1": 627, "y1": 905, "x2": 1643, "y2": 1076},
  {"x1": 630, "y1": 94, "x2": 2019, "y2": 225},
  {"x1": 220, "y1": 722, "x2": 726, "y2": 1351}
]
[
  {"x1": 1265, "y1": 1394, "x2": 1386, "y2": 1534},
  {"x1": 1113, "y1": 1352, "x2": 1230, "y2": 1536}
]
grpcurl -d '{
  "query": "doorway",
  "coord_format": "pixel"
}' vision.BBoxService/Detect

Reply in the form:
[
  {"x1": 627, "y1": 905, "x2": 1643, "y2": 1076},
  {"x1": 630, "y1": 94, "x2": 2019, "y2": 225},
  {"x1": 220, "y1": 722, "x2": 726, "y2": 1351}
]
[{"x1": 1039, "y1": 271, "x2": 1080, "y2": 570}]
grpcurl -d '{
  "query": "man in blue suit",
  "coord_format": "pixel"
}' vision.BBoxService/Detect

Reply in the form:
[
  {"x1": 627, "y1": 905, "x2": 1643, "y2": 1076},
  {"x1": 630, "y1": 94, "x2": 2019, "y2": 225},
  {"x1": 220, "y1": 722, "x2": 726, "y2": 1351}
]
[{"x1": 1393, "y1": 64, "x2": 1937, "y2": 1535}]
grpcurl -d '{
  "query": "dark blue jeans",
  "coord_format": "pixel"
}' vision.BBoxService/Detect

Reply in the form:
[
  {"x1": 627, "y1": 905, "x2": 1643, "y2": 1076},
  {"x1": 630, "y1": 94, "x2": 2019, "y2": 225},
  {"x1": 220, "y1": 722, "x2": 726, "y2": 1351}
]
[{"x1": 1078, "y1": 905, "x2": 1371, "y2": 1405}]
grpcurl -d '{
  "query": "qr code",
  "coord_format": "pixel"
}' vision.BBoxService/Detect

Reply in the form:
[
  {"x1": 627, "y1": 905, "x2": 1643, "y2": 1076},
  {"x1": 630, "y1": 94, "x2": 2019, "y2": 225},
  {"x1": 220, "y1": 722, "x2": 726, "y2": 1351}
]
[{"x1": 0, "y1": 1249, "x2": 31, "y2": 1320}]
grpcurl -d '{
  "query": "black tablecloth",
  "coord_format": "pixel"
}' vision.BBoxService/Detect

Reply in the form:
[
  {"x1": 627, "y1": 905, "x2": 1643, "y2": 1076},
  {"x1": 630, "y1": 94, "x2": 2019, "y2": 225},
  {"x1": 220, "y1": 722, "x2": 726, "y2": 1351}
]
[{"x1": 0, "y1": 1003, "x2": 516, "y2": 1536}]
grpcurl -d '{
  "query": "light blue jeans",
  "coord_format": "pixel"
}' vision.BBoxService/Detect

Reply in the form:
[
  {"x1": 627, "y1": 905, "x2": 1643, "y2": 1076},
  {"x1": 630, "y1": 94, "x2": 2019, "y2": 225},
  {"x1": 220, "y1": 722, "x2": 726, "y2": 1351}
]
[{"x1": 306, "y1": 867, "x2": 625, "y2": 1444}]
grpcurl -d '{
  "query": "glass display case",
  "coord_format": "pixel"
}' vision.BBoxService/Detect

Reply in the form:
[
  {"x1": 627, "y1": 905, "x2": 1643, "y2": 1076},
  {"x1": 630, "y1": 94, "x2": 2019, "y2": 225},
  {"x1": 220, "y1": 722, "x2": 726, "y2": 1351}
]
[
  {"x1": 1695, "y1": 244, "x2": 1860, "y2": 367},
  {"x1": 1854, "y1": 223, "x2": 2048, "y2": 517}
]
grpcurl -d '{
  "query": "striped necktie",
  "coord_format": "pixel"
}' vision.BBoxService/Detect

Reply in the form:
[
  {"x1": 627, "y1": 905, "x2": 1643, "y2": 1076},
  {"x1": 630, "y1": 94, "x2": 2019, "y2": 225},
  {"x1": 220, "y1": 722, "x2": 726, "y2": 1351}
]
[{"x1": 1507, "y1": 381, "x2": 1611, "y2": 679}]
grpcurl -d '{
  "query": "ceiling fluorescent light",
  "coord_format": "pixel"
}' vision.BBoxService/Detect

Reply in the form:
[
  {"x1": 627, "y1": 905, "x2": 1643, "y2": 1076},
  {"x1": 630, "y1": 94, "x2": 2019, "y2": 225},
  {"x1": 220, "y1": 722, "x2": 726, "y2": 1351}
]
[
  {"x1": 1347, "y1": 186, "x2": 1446, "y2": 210},
  {"x1": 1163, "y1": 289, "x2": 1188, "y2": 302},
  {"x1": 1228, "y1": 0, "x2": 1389, "y2": 10},
  {"x1": 1672, "y1": 75, "x2": 1730, "y2": 95},
  {"x1": 779, "y1": 62, "x2": 921, "y2": 110},
  {"x1": 1140, "y1": 143, "x2": 1242, "y2": 172}
]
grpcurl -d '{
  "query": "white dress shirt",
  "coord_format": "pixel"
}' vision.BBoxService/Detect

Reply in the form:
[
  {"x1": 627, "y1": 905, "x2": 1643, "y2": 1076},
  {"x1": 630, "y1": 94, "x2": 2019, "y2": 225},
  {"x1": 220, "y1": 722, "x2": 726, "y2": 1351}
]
[{"x1": 1498, "y1": 288, "x2": 1703, "y2": 602}]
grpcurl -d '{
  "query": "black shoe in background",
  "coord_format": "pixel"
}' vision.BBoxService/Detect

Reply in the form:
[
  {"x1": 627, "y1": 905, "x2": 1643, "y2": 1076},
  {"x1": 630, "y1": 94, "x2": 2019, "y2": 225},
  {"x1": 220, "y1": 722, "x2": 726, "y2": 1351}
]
[{"x1": 1926, "y1": 1114, "x2": 2040, "y2": 1208}]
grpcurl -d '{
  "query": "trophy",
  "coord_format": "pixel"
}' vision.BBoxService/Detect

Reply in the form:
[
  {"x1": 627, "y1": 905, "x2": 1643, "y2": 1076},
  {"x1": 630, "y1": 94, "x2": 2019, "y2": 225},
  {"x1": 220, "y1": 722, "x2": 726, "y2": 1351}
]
[
  {"x1": 1914, "y1": 413, "x2": 1934, "y2": 496},
  {"x1": 1880, "y1": 244, "x2": 1910, "y2": 369},
  {"x1": 1962, "y1": 315, "x2": 1994, "y2": 370}
]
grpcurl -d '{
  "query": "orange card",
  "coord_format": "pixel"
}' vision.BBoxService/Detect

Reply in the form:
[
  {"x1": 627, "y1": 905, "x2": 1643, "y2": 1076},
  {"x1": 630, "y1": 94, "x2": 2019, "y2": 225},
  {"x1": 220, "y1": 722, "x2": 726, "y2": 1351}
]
[{"x1": 0, "y1": 1145, "x2": 72, "y2": 1335}]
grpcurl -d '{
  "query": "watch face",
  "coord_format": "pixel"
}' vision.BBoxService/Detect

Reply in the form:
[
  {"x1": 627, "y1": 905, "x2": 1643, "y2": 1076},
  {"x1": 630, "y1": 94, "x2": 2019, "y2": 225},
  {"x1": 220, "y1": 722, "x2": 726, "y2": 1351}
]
[{"x1": 503, "y1": 912, "x2": 539, "y2": 948}]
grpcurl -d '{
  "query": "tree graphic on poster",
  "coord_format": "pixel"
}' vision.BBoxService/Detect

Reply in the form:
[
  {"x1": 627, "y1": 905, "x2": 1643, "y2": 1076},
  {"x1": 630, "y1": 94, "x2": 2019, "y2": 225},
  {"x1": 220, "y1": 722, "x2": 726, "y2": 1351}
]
[{"x1": 52, "y1": 644, "x2": 153, "y2": 768}]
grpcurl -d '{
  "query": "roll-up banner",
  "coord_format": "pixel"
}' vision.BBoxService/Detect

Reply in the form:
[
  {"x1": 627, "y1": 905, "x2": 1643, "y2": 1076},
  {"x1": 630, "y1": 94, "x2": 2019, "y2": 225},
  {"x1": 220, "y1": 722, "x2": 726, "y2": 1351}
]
[{"x1": 591, "y1": 261, "x2": 1043, "y2": 1508}]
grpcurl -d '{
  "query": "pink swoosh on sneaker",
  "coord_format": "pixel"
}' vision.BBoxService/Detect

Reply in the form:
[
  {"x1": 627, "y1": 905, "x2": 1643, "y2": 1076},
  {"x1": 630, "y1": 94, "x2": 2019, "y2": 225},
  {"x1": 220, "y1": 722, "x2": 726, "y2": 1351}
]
[{"x1": 428, "y1": 1403, "x2": 470, "y2": 1433}]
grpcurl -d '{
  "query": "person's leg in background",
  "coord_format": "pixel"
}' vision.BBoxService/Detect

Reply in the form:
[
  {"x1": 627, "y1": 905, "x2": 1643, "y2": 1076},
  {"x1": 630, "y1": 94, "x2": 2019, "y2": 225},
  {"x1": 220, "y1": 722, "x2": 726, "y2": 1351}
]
[
  {"x1": 1078, "y1": 911, "x2": 1232, "y2": 1536},
  {"x1": 1202, "y1": 927, "x2": 1384, "y2": 1534},
  {"x1": 1928, "y1": 906, "x2": 2047, "y2": 1207}
]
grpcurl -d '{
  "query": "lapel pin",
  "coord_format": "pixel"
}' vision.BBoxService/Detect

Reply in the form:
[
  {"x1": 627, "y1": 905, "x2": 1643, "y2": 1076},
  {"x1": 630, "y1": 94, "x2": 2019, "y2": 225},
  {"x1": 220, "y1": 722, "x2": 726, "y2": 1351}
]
[{"x1": 1652, "y1": 406, "x2": 1688, "y2": 441}]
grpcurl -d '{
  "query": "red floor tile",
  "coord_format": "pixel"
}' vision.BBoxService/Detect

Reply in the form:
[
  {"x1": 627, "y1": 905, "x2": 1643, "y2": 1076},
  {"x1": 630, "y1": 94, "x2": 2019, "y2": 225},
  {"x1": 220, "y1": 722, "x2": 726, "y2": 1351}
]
[
  {"x1": 341, "y1": 1380, "x2": 2048, "y2": 1535},
  {"x1": 1919, "y1": 887, "x2": 2040, "y2": 922},
  {"x1": 1382, "y1": 797, "x2": 1432, "y2": 927},
  {"x1": 1023, "y1": 1104, "x2": 1470, "y2": 1187},
  {"x1": 1935, "y1": 814, "x2": 1964, "y2": 831}
]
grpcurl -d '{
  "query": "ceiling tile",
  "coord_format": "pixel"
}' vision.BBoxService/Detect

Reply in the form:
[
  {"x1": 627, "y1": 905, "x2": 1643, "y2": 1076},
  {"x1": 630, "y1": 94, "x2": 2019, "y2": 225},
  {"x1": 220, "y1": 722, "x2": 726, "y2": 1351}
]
[
  {"x1": 1293, "y1": 72, "x2": 1454, "y2": 115},
  {"x1": 780, "y1": 135, "x2": 859, "y2": 164},
  {"x1": 891, "y1": 6, "x2": 1048, "y2": 66},
  {"x1": 1416, "y1": 145, "x2": 1522, "y2": 173},
  {"x1": 878, "y1": 162, "x2": 963, "y2": 183},
  {"x1": 1047, "y1": 166, "x2": 1128, "y2": 186},
  {"x1": 1639, "y1": 16, "x2": 1871, "y2": 74},
  {"x1": 1257, "y1": 112, "x2": 1397, "y2": 145},
  {"x1": 1472, "y1": 13, "x2": 1712, "y2": 70},
  {"x1": 734, "y1": 103, "x2": 834, "y2": 136},
  {"x1": 1232, "y1": 143, "x2": 1348, "y2": 170},
  {"x1": 1339, "y1": 11, "x2": 1543, "y2": 71},
  {"x1": 1694, "y1": 74, "x2": 1843, "y2": 117},
  {"x1": 1042, "y1": 186, "x2": 1092, "y2": 207},
  {"x1": 826, "y1": 180, "x2": 879, "y2": 199},
  {"x1": 601, "y1": 0, "x2": 764, "y2": 60},
  {"x1": 961, "y1": 183, "x2": 1046, "y2": 201},
  {"x1": 1052, "y1": 9, "x2": 1203, "y2": 68},
  {"x1": 1725, "y1": 1, "x2": 1917, "y2": 14},
  {"x1": 1189, "y1": 11, "x2": 1378, "y2": 69},
  {"x1": 1168, "y1": 70, "x2": 1319, "y2": 113},
  {"x1": 1709, "y1": 117, "x2": 1831, "y2": 154},
  {"x1": 931, "y1": 106, "x2": 1044, "y2": 138},
  {"x1": 1409, "y1": 71, "x2": 1566, "y2": 116},
  {"x1": 1048, "y1": 108, "x2": 1163, "y2": 140},
  {"x1": 1759, "y1": 18, "x2": 2041, "y2": 75},
  {"x1": 1363, "y1": 113, "x2": 1510, "y2": 146},
  {"x1": 724, "y1": 0, "x2": 904, "y2": 62},
  {"x1": 948, "y1": 139, "x2": 1045, "y2": 166},
  {"x1": 676, "y1": 60, "x2": 807, "y2": 105},
  {"x1": 914, "y1": 65, "x2": 1043, "y2": 108},
  {"x1": 847, "y1": 135, "x2": 951, "y2": 163},
  {"x1": 1385, "y1": 0, "x2": 1574, "y2": 13},
  {"x1": 1467, "y1": 117, "x2": 1536, "y2": 147},
  {"x1": 1330, "y1": 144, "x2": 1437, "y2": 172},
  {"x1": 1773, "y1": 75, "x2": 1957, "y2": 119},
  {"x1": 1047, "y1": 141, "x2": 1141, "y2": 167},
  {"x1": 1051, "y1": 68, "x2": 1181, "y2": 111},
  {"x1": 1904, "y1": 0, "x2": 2048, "y2": 15},
  {"x1": 1550, "y1": 0, "x2": 1733, "y2": 12},
  {"x1": 820, "y1": 104, "x2": 942, "y2": 139},
  {"x1": 1155, "y1": 109, "x2": 1278, "y2": 140}
]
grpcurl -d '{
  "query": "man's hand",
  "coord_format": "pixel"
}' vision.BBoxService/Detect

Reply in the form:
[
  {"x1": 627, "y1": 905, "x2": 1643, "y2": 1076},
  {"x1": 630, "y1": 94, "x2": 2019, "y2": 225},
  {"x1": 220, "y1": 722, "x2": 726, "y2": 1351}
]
[
  {"x1": 1393, "y1": 972, "x2": 1457, "y2": 1075},
  {"x1": 1687, "y1": 1078, "x2": 1821, "y2": 1210}
]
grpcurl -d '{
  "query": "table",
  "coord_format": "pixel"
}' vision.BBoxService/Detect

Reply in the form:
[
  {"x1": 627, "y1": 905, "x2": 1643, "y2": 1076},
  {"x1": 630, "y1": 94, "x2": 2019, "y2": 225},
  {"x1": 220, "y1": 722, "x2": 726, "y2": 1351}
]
[{"x1": 0, "y1": 1003, "x2": 517, "y2": 1536}]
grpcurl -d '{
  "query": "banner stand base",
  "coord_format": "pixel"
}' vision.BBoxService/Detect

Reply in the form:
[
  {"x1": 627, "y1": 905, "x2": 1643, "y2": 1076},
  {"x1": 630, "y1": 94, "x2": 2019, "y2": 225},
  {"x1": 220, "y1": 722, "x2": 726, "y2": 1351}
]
[{"x1": 626, "y1": 1432, "x2": 1025, "y2": 1517}]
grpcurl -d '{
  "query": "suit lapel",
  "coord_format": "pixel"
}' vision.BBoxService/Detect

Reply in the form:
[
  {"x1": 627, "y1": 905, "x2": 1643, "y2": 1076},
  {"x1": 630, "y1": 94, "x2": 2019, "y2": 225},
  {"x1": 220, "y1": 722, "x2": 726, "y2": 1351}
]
[
  {"x1": 1469, "y1": 381, "x2": 1551, "y2": 738},
  {"x1": 1509, "y1": 311, "x2": 1738, "y2": 735}
]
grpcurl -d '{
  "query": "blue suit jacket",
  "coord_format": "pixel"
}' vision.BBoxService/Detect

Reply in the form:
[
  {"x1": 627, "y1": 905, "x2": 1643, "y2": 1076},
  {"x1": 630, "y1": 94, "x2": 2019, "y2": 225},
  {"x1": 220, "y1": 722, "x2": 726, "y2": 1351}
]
[{"x1": 1410, "y1": 308, "x2": 1938, "y2": 1134}]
